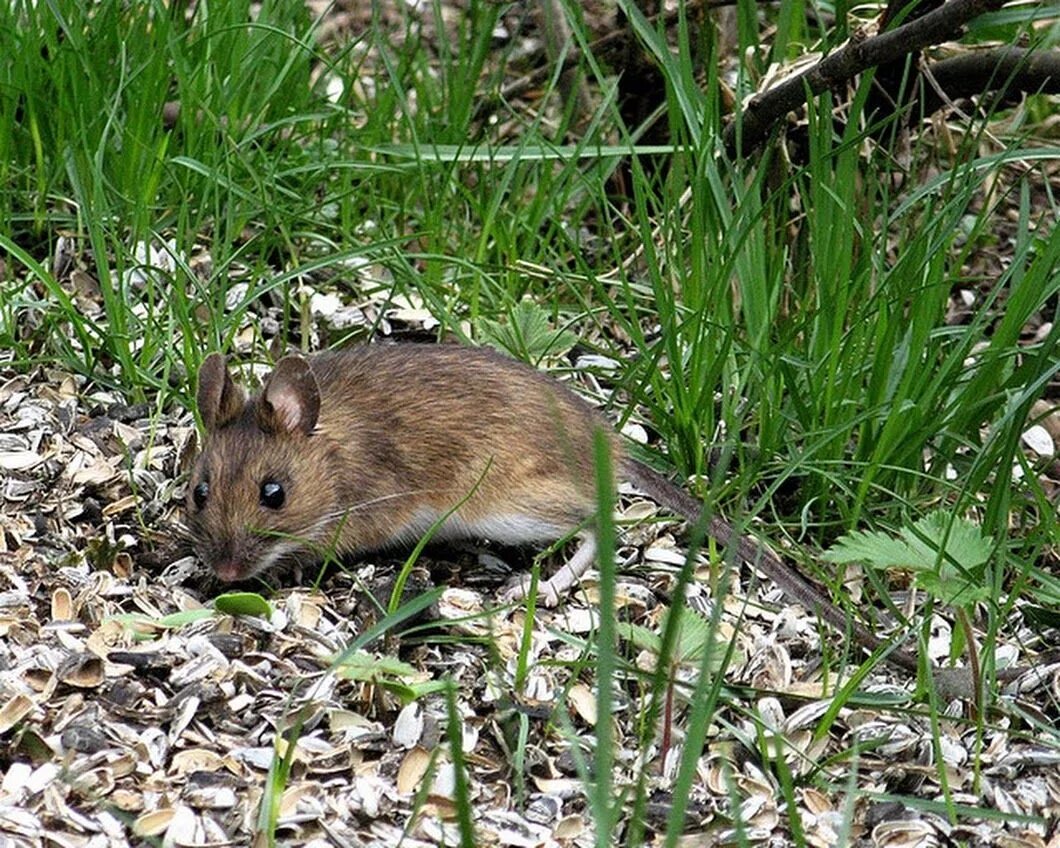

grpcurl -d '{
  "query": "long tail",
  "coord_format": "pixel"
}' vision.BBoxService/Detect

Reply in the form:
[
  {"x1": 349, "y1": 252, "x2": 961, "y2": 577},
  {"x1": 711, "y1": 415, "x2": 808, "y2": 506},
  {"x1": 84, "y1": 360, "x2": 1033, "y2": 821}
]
[{"x1": 622, "y1": 458, "x2": 920, "y2": 673}]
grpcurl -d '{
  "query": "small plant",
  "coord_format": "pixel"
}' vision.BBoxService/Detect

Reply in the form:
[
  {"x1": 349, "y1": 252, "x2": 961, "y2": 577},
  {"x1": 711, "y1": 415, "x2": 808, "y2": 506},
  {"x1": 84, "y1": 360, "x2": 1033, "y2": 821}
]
[
  {"x1": 824, "y1": 510, "x2": 995, "y2": 706},
  {"x1": 475, "y1": 299, "x2": 580, "y2": 365},
  {"x1": 256, "y1": 587, "x2": 444, "y2": 844},
  {"x1": 333, "y1": 651, "x2": 447, "y2": 704},
  {"x1": 618, "y1": 605, "x2": 737, "y2": 761}
]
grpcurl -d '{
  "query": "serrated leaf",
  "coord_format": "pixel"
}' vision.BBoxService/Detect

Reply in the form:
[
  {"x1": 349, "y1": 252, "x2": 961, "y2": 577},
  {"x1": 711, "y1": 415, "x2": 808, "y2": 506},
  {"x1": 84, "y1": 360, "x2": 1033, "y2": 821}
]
[
  {"x1": 904, "y1": 512, "x2": 993, "y2": 573},
  {"x1": 824, "y1": 510, "x2": 995, "y2": 609},
  {"x1": 476, "y1": 300, "x2": 578, "y2": 364},
  {"x1": 822, "y1": 529, "x2": 919, "y2": 569},
  {"x1": 669, "y1": 608, "x2": 716, "y2": 664},
  {"x1": 616, "y1": 622, "x2": 661, "y2": 653},
  {"x1": 619, "y1": 608, "x2": 726, "y2": 674},
  {"x1": 918, "y1": 572, "x2": 992, "y2": 607}
]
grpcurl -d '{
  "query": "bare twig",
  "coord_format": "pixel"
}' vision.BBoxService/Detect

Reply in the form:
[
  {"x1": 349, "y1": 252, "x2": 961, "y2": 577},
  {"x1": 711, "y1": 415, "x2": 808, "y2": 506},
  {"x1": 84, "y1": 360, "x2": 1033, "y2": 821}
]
[
  {"x1": 722, "y1": 0, "x2": 1007, "y2": 157},
  {"x1": 918, "y1": 46, "x2": 1060, "y2": 116}
]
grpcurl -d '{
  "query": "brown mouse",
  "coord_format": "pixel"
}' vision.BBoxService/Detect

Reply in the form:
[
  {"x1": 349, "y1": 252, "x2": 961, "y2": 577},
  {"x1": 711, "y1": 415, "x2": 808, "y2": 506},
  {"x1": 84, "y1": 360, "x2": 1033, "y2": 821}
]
[
  {"x1": 187, "y1": 345, "x2": 617, "y2": 583},
  {"x1": 186, "y1": 344, "x2": 923, "y2": 673}
]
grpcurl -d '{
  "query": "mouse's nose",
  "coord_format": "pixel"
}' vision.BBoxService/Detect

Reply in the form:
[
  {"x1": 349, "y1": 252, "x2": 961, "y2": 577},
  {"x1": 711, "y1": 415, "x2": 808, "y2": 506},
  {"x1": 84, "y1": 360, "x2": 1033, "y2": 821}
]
[{"x1": 213, "y1": 560, "x2": 245, "y2": 582}]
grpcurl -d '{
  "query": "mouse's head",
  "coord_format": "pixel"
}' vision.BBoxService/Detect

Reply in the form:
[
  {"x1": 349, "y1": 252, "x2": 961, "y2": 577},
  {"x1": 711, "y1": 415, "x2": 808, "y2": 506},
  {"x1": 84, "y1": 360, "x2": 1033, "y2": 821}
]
[{"x1": 186, "y1": 353, "x2": 341, "y2": 582}]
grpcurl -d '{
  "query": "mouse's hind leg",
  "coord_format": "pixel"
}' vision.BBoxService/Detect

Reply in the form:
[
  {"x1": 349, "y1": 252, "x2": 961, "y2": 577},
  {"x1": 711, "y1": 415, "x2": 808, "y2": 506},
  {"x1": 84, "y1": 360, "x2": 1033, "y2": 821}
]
[{"x1": 500, "y1": 532, "x2": 597, "y2": 607}]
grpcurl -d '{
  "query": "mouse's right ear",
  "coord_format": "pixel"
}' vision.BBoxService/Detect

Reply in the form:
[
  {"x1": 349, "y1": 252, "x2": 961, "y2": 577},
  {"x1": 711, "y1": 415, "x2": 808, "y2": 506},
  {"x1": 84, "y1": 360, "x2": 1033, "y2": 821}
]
[
  {"x1": 259, "y1": 356, "x2": 320, "y2": 435},
  {"x1": 197, "y1": 353, "x2": 246, "y2": 432}
]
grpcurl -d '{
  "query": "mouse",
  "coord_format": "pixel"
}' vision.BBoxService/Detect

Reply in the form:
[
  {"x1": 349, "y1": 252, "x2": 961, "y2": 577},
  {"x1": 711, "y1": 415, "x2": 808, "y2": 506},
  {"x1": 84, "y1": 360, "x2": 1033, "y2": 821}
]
[{"x1": 186, "y1": 343, "x2": 924, "y2": 673}]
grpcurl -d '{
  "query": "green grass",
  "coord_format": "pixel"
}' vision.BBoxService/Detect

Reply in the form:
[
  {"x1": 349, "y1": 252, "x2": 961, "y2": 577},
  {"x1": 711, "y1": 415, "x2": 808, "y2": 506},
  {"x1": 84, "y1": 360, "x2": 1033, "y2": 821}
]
[{"x1": 2, "y1": 0, "x2": 1058, "y2": 843}]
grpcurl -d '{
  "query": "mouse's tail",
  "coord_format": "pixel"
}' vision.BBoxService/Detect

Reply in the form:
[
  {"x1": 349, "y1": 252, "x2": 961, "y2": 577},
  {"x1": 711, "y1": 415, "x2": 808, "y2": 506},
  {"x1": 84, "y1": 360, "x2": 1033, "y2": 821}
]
[{"x1": 620, "y1": 457, "x2": 920, "y2": 673}]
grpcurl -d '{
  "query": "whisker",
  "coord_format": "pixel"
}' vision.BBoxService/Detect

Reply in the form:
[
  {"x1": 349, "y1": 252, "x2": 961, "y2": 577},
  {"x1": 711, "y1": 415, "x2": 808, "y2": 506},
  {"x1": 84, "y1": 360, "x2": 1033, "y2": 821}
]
[
  {"x1": 316, "y1": 488, "x2": 444, "y2": 522},
  {"x1": 293, "y1": 487, "x2": 457, "y2": 551}
]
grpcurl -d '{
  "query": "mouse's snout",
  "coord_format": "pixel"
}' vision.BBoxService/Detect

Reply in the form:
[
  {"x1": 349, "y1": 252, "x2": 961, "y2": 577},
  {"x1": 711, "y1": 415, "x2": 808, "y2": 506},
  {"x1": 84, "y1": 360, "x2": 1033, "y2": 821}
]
[
  {"x1": 191, "y1": 519, "x2": 313, "y2": 583},
  {"x1": 213, "y1": 559, "x2": 249, "y2": 582},
  {"x1": 188, "y1": 519, "x2": 259, "y2": 583}
]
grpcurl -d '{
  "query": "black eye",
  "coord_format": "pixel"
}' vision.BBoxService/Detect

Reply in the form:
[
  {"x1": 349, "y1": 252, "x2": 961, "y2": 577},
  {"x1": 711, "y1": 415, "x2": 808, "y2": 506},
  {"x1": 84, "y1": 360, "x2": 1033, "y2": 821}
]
[
  {"x1": 192, "y1": 481, "x2": 209, "y2": 509},
  {"x1": 260, "y1": 480, "x2": 285, "y2": 509}
]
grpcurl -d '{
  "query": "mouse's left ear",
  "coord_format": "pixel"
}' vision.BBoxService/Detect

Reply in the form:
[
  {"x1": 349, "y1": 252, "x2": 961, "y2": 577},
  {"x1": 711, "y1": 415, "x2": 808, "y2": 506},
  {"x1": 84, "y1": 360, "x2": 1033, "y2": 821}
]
[
  {"x1": 259, "y1": 356, "x2": 321, "y2": 435},
  {"x1": 197, "y1": 353, "x2": 246, "y2": 431}
]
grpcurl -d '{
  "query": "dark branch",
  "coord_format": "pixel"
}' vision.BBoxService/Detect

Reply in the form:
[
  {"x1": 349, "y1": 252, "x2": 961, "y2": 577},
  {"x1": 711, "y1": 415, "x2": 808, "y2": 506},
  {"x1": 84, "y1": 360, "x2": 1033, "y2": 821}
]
[
  {"x1": 723, "y1": 0, "x2": 1008, "y2": 157},
  {"x1": 917, "y1": 46, "x2": 1060, "y2": 116}
]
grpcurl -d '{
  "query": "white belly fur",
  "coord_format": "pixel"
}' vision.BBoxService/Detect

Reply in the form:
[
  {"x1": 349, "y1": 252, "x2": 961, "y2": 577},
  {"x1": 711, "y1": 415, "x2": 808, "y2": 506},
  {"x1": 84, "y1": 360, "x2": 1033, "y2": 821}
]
[{"x1": 393, "y1": 508, "x2": 567, "y2": 546}]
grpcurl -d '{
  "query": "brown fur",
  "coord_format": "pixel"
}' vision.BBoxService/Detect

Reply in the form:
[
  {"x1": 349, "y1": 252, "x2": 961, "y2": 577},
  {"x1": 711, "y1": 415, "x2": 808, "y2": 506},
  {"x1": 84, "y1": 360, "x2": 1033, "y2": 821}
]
[{"x1": 187, "y1": 345, "x2": 620, "y2": 582}]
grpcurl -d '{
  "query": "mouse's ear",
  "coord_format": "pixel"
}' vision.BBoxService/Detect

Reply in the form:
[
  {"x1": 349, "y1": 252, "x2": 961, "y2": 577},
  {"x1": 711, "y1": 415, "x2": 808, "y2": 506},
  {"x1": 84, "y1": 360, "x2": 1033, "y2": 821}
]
[
  {"x1": 259, "y1": 356, "x2": 320, "y2": 435},
  {"x1": 197, "y1": 353, "x2": 246, "y2": 432}
]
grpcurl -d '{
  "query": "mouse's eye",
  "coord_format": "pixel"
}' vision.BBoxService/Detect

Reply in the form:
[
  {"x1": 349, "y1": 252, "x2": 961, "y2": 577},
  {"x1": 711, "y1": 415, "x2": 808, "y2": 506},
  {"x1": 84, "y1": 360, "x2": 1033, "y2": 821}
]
[
  {"x1": 192, "y1": 481, "x2": 209, "y2": 509},
  {"x1": 260, "y1": 480, "x2": 285, "y2": 509}
]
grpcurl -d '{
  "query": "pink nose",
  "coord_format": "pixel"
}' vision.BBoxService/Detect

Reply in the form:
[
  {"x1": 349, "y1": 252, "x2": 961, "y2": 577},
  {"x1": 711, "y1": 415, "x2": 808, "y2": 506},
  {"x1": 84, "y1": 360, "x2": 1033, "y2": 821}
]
[{"x1": 214, "y1": 561, "x2": 245, "y2": 582}]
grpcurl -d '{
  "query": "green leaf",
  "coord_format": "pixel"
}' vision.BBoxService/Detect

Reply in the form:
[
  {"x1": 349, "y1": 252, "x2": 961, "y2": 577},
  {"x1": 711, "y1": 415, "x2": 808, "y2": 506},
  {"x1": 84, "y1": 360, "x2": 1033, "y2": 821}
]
[
  {"x1": 379, "y1": 678, "x2": 452, "y2": 703},
  {"x1": 618, "y1": 608, "x2": 726, "y2": 673},
  {"x1": 334, "y1": 651, "x2": 424, "y2": 684},
  {"x1": 616, "y1": 622, "x2": 662, "y2": 654},
  {"x1": 332, "y1": 651, "x2": 441, "y2": 706},
  {"x1": 671, "y1": 608, "x2": 717, "y2": 666},
  {"x1": 476, "y1": 300, "x2": 578, "y2": 364},
  {"x1": 1021, "y1": 605, "x2": 1060, "y2": 629},
  {"x1": 106, "y1": 613, "x2": 164, "y2": 639},
  {"x1": 824, "y1": 511, "x2": 995, "y2": 608},
  {"x1": 822, "y1": 529, "x2": 919, "y2": 569},
  {"x1": 107, "y1": 608, "x2": 216, "y2": 639},
  {"x1": 918, "y1": 572, "x2": 992, "y2": 607},
  {"x1": 156, "y1": 608, "x2": 216, "y2": 628},
  {"x1": 904, "y1": 512, "x2": 993, "y2": 573},
  {"x1": 214, "y1": 592, "x2": 273, "y2": 618}
]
